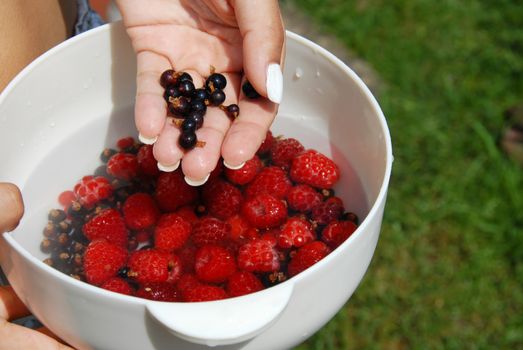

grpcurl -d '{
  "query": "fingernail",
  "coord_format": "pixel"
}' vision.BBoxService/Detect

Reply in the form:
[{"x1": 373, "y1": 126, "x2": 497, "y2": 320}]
[
  {"x1": 223, "y1": 160, "x2": 245, "y2": 170},
  {"x1": 184, "y1": 174, "x2": 210, "y2": 187},
  {"x1": 157, "y1": 160, "x2": 180, "y2": 172},
  {"x1": 266, "y1": 63, "x2": 283, "y2": 104},
  {"x1": 139, "y1": 133, "x2": 158, "y2": 145}
]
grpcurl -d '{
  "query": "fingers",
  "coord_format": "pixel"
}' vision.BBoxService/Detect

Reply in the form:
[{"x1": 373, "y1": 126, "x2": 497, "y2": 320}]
[
  {"x1": 0, "y1": 319, "x2": 72, "y2": 350},
  {"x1": 221, "y1": 92, "x2": 278, "y2": 166},
  {"x1": 0, "y1": 286, "x2": 30, "y2": 321},
  {"x1": 134, "y1": 51, "x2": 170, "y2": 144},
  {"x1": 0, "y1": 183, "x2": 24, "y2": 233},
  {"x1": 234, "y1": 0, "x2": 285, "y2": 103}
]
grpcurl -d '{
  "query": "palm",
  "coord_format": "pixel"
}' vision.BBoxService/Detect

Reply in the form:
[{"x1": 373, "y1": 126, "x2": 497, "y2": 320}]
[{"x1": 117, "y1": 0, "x2": 279, "y2": 181}]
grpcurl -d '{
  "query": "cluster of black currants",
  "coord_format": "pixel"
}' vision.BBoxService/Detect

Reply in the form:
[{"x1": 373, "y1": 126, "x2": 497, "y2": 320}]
[{"x1": 160, "y1": 69, "x2": 242, "y2": 150}]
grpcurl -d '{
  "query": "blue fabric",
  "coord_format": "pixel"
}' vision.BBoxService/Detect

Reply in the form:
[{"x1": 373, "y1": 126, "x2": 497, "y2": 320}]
[{"x1": 74, "y1": 0, "x2": 105, "y2": 35}]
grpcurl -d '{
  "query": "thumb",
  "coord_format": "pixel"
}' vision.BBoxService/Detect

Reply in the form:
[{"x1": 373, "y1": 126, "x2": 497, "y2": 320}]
[
  {"x1": 0, "y1": 183, "x2": 24, "y2": 233},
  {"x1": 234, "y1": 0, "x2": 285, "y2": 103}
]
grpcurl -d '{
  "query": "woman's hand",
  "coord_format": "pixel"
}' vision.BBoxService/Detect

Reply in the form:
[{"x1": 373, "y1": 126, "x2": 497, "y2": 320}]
[{"x1": 116, "y1": 0, "x2": 285, "y2": 185}]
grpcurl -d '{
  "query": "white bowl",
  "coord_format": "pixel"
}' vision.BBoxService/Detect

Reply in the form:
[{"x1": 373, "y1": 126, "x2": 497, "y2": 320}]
[{"x1": 0, "y1": 22, "x2": 392, "y2": 350}]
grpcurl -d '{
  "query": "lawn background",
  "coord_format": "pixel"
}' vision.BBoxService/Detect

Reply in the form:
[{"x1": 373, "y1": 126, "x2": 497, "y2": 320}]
[{"x1": 289, "y1": 0, "x2": 523, "y2": 349}]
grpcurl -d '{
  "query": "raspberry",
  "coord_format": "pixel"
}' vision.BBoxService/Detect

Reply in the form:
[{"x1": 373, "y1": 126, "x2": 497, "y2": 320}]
[
  {"x1": 311, "y1": 196, "x2": 344, "y2": 225},
  {"x1": 270, "y1": 138, "x2": 305, "y2": 169},
  {"x1": 128, "y1": 249, "x2": 174, "y2": 283},
  {"x1": 83, "y1": 240, "x2": 127, "y2": 285},
  {"x1": 155, "y1": 170, "x2": 199, "y2": 212},
  {"x1": 241, "y1": 193, "x2": 287, "y2": 229},
  {"x1": 321, "y1": 220, "x2": 357, "y2": 249},
  {"x1": 106, "y1": 152, "x2": 139, "y2": 181},
  {"x1": 176, "y1": 274, "x2": 200, "y2": 295},
  {"x1": 178, "y1": 244, "x2": 197, "y2": 273},
  {"x1": 122, "y1": 193, "x2": 160, "y2": 230},
  {"x1": 245, "y1": 166, "x2": 292, "y2": 199},
  {"x1": 83, "y1": 208, "x2": 129, "y2": 247},
  {"x1": 182, "y1": 283, "x2": 228, "y2": 302},
  {"x1": 290, "y1": 150, "x2": 340, "y2": 189},
  {"x1": 195, "y1": 245, "x2": 236, "y2": 283},
  {"x1": 286, "y1": 184, "x2": 323, "y2": 213},
  {"x1": 201, "y1": 179, "x2": 242, "y2": 220},
  {"x1": 175, "y1": 206, "x2": 198, "y2": 224},
  {"x1": 101, "y1": 277, "x2": 134, "y2": 295},
  {"x1": 227, "y1": 215, "x2": 254, "y2": 242},
  {"x1": 278, "y1": 217, "x2": 315, "y2": 249},
  {"x1": 136, "y1": 282, "x2": 180, "y2": 301},
  {"x1": 58, "y1": 190, "x2": 76, "y2": 209},
  {"x1": 224, "y1": 155, "x2": 262, "y2": 185},
  {"x1": 154, "y1": 213, "x2": 191, "y2": 251},
  {"x1": 137, "y1": 144, "x2": 160, "y2": 178},
  {"x1": 227, "y1": 271, "x2": 263, "y2": 297},
  {"x1": 116, "y1": 136, "x2": 135, "y2": 150},
  {"x1": 135, "y1": 230, "x2": 152, "y2": 244},
  {"x1": 257, "y1": 130, "x2": 274, "y2": 155},
  {"x1": 237, "y1": 239, "x2": 280, "y2": 273},
  {"x1": 73, "y1": 176, "x2": 113, "y2": 208},
  {"x1": 192, "y1": 217, "x2": 231, "y2": 247},
  {"x1": 287, "y1": 241, "x2": 330, "y2": 277}
]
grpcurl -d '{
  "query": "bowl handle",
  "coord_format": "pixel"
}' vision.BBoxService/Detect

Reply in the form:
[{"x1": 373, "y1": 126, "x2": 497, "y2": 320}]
[{"x1": 146, "y1": 282, "x2": 294, "y2": 346}]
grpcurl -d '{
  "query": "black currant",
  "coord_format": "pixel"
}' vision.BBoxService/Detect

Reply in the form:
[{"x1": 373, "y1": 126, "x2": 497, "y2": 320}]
[
  {"x1": 177, "y1": 80, "x2": 195, "y2": 97},
  {"x1": 177, "y1": 72, "x2": 193, "y2": 83},
  {"x1": 205, "y1": 73, "x2": 227, "y2": 91},
  {"x1": 210, "y1": 89, "x2": 226, "y2": 106},
  {"x1": 181, "y1": 118, "x2": 197, "y2": 133},
  {"x1": 163, "y1": 85, "x2": 181, "y2": 102},
  {"x1": 225, "y1": 104, "x2": 240, "y2": 119},
  {"x1": 191, "y1": 99, "x2": 207, "y2": 114},
  {"x1": 187, "y1": 110, "x2": 204, "y2": 128},
  {"x1": 192, "y1": 88, "x2": 210, "y2": 102},
  {"x1": 179, "y1": 132, "x2": 197, "y2": 150},
  {"x1": 160, "y1": 69, "x2": 176, "y2": 88},
  {"x1": 168, "y1": 96, "x2": 191, "y2": 116},
  {"x1": 242, "y1": 81, "x2": 260, "y2": 99}
]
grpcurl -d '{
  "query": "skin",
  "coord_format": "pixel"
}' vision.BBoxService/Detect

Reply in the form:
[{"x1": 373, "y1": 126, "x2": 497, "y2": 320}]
[{"x1": 115, "y1": 0, "x2": 285, "y2": 181}]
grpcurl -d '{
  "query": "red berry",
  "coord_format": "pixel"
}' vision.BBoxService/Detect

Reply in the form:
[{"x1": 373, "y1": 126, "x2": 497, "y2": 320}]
[
  {"x1": 287, "y1": 241, "x2": 330, "y2": 277},
  {"x1": 182, "y1": 283, "x2": 228, "y2": 302},
  {"x1": 245, "y1": 166, "x2": 292, "y2": 199},
  {"x1": 58, "y1": 190, "x2": 76, "y2": 209},
  {"x1": 227, "y1": 271, "x2": 263, "y2": 297},
  {"x1": 135, "y1": 230, "x2": 152, "y2": 244},
  {"x1": 154, "y1": 213, "x2": 191, "y2": 251},
  {"x1": 322, "y1": 220, "x2": 357, "y2": 249},
  {"x1": 270, "y1": 138, "x2": 305, "y2": 169},
  {"x1": 286, "y1": 184, "x2": 322, "y2": 212},
  {"x1": 241, "y1": 193, "x2": 287, "y2": 229},
  {"x1": 290, "y1": 150, "x2": 340, "y2": 189},
  {"x1": 128, "y1": 249, "x2": 173, "y2": 283},
  {"x1": 137, "y1": 144, "x2": 160, "y2": 177},
  {"x1": 175, "y1": 206, "x2": 198, "y2": 224},
  {"x1": 83, "y1": 208, "x2": 129, "y2": 247},
  {"x1": 278, "y1": 217, "x2": 315, "y2": 249},
  {"x1": 136, "y1": 282, "x2": 180, "y2": 301},
  {"x1": 106, "y1": 153, "x2": 139, "y2": 181},
  {"x1": 201, "y1": 179, "x2": 242, "y2": 220},
  {"x1": 311, "y1": 196, "x2": 344, "y2": 225},
  {"x1": 257, "y1": 130, "x2": 274, "y2": 155},
  {"x1": 155, "y1": 170, "x2": 199, "y2": 212},
  {"x1": 227, "y1": 214, "x2": 254, "y2": 242},
  {"x1": 116, "y1": 136, "x2": 135, "y2": 150},
  {"x1": 178, "y1": 244, "x2": 197, "y2": 273},
  {"x1": 101, "y1": 277, "x2": 134, "y2": 295},
  {"x1": 195, "y1": 245, "x2": 236, "y2": 283},
  {"x1": 123, "y1": 193, "x2": 160, "y2": 230},
  {"x1": 177, "y1": 274, "x2": 200, "y2": 295},
  {"x1": 73, "y1": 176, "x2": 113, "y2": 208},
  {"x1": 224, "y1": 156, "x2": 262, "y2": 185},
  {"x1": 237, "y1": 239, "x2": 280, "y2": 273},
  {"x1": 83, "y1": 240, "x2": 127, "y2": 285},
  {"x1": 192, "y1": 217, "x2": 231, "y2": 247}
]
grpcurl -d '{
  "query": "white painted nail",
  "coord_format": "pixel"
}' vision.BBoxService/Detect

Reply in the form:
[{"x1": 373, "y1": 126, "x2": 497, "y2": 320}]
[
  {"x1": 157, "y1": 160, "x2": 180, "y2": 172},
  {"x1": 138, "y1": 133, "x2": 158, "y2": 145},
  {"x1": 223, "y1": 160, "x2": 245, "y2": 170},
  {"x1": 184, "y1": 174, "x2": 210, "y2": 187},
  {"x1": 266, "y1": 63, "x2": 283, "y2": 104}
]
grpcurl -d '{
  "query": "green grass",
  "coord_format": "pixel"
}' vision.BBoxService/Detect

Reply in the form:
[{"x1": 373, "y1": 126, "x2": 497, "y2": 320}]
[{"x1": 290, "y1": 0, "x2": 523, "y2": 348}]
